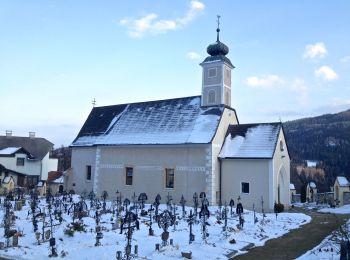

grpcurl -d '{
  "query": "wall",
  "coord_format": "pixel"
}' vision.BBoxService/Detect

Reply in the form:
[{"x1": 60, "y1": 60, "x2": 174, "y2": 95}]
[
  {"x1": 70, "y1": 144, "x2": 209, "y2": 205},
  {"x1": 0, "y1": 153, "x2": 41, "y2": 176},
  {"x1": 211, "y1": 108, "x2": 238, "y2": 204},
  {"x1": 69, "y1": 147, "x2": 97, "y2": 193},
  {"x1": 272, "y1": 128, "x2": 291, "y2": 209},
  {"x1": 221, "y1": 159, "x2": 271, "y2": 211},
  {"x1": 41, "y1": 153, "x2": 58, "y2": 181}
]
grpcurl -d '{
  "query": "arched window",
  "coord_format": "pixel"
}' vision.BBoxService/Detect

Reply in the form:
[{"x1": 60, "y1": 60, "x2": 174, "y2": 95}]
[
  {"x1": 208, "y1": 90, "x2": 216, "y2": 104},
  {"x1": 280, "y1": 140, "x2": 284, "y2": 151}
]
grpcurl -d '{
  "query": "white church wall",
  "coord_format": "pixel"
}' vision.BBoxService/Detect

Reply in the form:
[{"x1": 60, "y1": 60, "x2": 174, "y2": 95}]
[
  {"x1": 221, "y1": 159, "x2": 271, "y2": 211},
  {"x1": 91, "y1": 144, "x2": 209, "y2": 204},
  {"x1": 272, "y1": 129, "x2": 291, "y2": 209},
  {"x1": 211, "y1": 108, "x2": 239, "y2": 204},
  {"x1": 69, "y1": 147, "x2": 97, "y2": 193}
]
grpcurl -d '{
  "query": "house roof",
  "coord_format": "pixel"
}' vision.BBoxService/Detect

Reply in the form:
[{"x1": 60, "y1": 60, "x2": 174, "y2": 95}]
[
  {"x1": 72, "y1": 96, "x2": 231, "y2": 147},
  {"x1": 0, "y1": 163, "x2": 27, "y2": 176},
  {"x1": 219, "y1": 123, "x2": 282, "y2": 159},
  {"x1": 2, "y1": 176, "x2": 14, "y2": 184},
  {"x1": 336, "y1": 176, "x2": 349, "y2": 187},
  {"x1": 0, "y1": 147, "x2": 34, "y2": 159},
  {"x1": 48, "y1": 171, "x2": 64, "y2": 184},
  {"x1": 0, "y1": 147, "x2": 21, "y2": 155},
  {"x1": 0, "y1": 136, "x2": 53, "y2": 160}
]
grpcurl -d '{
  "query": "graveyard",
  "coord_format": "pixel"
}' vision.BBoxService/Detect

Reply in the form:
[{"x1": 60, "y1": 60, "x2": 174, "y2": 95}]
[{"x1": 0, "y1": 190, "x2": 312, "y2": 259}]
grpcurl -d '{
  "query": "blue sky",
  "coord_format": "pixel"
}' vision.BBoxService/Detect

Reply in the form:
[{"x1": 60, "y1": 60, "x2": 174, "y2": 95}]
[{"x1": 1, "y1": 0, "x2": 349, "y2": 147}]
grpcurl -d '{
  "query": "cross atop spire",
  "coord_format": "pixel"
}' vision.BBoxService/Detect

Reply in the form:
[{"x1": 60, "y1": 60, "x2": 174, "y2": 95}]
[{"x1": 216, "y1": 15, "x2": 221, "y2": 42}]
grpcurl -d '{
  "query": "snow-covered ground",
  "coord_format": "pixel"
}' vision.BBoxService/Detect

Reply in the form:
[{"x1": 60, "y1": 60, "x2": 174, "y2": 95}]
[
  {"x1": 297, "y1": 204, "x2": 350, "y2": 260},
  {"x1": 0, "y1": 195, "x2": 311, "y2": 260}
]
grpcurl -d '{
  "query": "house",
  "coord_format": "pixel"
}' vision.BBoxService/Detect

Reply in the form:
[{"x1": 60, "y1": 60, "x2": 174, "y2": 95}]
[
  {"x1": 47, "y1": 171, "x2": 64, "y2": 194},
  {"x1": 0, "y1": 131, "x2": 58, "y2": 188},
  {"x1": 334, "y1": 176, "x2": 350, "y2": 206},
  {"x1": 306, "y1": 181, "x2": 317, "y2": 202},
  {"x1": 69, "y1": 25, "x2": 291, "y2": 210},
  {"x1": 0, "y1": 173, "x2": 15, "y2": 194}
]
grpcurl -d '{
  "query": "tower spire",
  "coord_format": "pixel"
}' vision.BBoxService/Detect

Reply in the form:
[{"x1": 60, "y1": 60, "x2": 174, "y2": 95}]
[{"x1": 216, "y1": 15, "x2": 221, "y2": 42}]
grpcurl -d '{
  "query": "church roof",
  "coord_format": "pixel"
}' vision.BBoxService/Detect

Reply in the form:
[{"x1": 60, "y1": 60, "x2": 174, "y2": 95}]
[
  {"x1": 0, "y1": 136, "x2": 53, "y2": 160},
  {"x1": 219, "y1": 123, "x2": 282, "y2": 159},
  {"x1": 72, "y1": 96, "x2": 229, "y2": 147}
]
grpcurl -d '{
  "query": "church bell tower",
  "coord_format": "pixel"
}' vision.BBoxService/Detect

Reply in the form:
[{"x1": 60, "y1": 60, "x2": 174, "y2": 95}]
[{"x1": 201, "y1": 16, "x2": 234, "y2": 107}]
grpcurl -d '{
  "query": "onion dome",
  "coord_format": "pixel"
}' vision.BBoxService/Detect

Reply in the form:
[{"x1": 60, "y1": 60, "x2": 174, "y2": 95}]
[
  {"x1": 201, "y1": 16, "x2": 234, "y2": 68},
  {"x1": 207, "y1": 26, "x2": 229, "y2": 56}
]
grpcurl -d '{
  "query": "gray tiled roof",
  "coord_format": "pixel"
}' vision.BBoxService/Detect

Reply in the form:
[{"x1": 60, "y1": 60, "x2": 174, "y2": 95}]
[
  {"x1": 0, "y1": 136, "x2": 53, "y2": 160},
  {"x1": 219, "y1": 123, "x2": 282, "y2": 159},
  {"x1": 72, "y1": 96, "x2": 231, "y2": 146}
]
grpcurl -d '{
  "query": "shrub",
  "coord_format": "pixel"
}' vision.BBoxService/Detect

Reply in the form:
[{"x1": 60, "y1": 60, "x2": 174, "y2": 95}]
[
  {"x1": 64, "y1": 228, "x2": 74, "y2": 237},
  {"x1": 274, "y1": 202, "x2": 284, "y2": 213}
]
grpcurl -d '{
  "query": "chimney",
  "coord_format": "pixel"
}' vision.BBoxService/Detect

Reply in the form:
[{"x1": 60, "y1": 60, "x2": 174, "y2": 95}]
[
  {"x1": 29, "y1": 132, "x2": 36, "y2": 138},
  {"x1": 5, "y1": 130, "x2": 12, "y2": 137}
]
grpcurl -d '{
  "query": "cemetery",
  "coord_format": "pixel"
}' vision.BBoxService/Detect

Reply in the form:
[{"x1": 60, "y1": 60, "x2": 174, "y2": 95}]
[{"x1": 0, "y1": 189, "x2": 311, "y2": 259}]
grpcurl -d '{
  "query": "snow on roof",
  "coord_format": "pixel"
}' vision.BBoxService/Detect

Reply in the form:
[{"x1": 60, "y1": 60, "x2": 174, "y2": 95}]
[
  {"x1": 309, "y1": 181, "x2": 316, "y2": 188},
  {"x1": 52, "y1": 175, "x2": 64, "y2": 184},
  {"x1": 2, "y1": 176, "x2": 13, "y2": 184},
  {"x1": 72, "y1": 96, "x2": 227, "y2": 146},
  {"x1": 36, "y1": 181, "x2": 45, "y2": 187},
  {"x1": 336, "y1": 176, "x2": 349, "y2": 187},
  {"x1": 290, "y1": 183, "x2": 295, "y2": 190},
  {"x1": 0, "y1": 147, "x2": 21, "y2": 155},
  {"x1": 219, "y1": 123, "x2": 281, "y2": 159}
]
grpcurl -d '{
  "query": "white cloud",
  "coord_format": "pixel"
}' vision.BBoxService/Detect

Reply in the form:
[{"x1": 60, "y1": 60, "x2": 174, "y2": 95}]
[
  {"x1": 245, "y1": 74, "x2": 284, "y2": 89},
  {"x1": 303, "y1": 42, "x2": 327, "y2": 59},
  {"x1": 340, "y1": 56, "x2": 350, "y2": 63},
  {"x1": 187, "y1": 52, "x2": 201, "y2": 60},
  {"x1": 314, "y1": 66, "x2": 338, "y2": 80},
  {"x1": 120, "y1": 0, "x2": 205, "y2": 38},
  {"x1": 178, "y1": 0, "x2": 205, "y2": 25}
]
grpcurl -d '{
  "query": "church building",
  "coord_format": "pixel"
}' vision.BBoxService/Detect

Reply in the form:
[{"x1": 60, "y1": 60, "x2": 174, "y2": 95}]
[{"x1": 69, "y1": 24, "x2": 290, "y2": 211}]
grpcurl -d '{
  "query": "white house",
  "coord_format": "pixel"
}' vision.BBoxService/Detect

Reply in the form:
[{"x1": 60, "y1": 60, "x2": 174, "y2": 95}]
[
  {"x1": 68, "y1": 25, "x2": 291, "y2": 211},
  {"x1": 0, "y1": 132, "x2": 58, "y2": 188},
  {"x1": 334, "y1": 176, "x2": 350, "y2": 206}
]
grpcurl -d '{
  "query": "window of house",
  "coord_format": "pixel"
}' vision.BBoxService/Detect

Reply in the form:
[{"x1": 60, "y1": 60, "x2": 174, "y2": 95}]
[
  {"x1": 126, "y1": 167, "x2": 133, "y2": 185},
  {"x1": 165, "y1": 168, "x2": 174, "y2": 189},
  {"x1": 208, "y1": 90, "x2": 216, "y2": 104},
  {"x1": 86, "y1": 165, "x2": 92, "y2": 181},
  {"x1": 208, "y1": 68, "x2": 217, "y2": 78},
  {"x1": 241, "y1": 182, "x2": 250, "y2": 194},
  {"x1": 16, "y1": 158, "x2": 25, "y2": 166}
]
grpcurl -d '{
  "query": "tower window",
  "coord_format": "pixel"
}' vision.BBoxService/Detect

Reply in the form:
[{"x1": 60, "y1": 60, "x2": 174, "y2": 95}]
[
  {"x1": 208, "y1": 90, "x2": 216, "y2": 104},
  {"x1": 208, "y1": 68, "x2": 217, "y2": 78},
  {"x1": 224, "y1": 68, "x2": 231, "y2": 85}
]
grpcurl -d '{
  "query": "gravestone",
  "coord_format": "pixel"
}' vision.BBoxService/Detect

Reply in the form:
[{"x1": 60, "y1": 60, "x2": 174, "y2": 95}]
[{"x1": 12, "y1": 235, "x2": 18, "y2": 247}]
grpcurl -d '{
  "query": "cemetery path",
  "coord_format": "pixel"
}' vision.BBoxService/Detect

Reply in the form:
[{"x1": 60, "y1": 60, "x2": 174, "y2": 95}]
[{"x1": 234, "y1": 207, "x2": 350, "y2": 260}]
